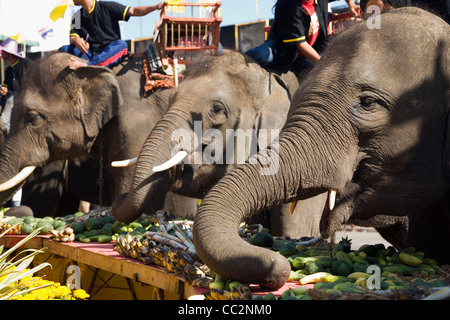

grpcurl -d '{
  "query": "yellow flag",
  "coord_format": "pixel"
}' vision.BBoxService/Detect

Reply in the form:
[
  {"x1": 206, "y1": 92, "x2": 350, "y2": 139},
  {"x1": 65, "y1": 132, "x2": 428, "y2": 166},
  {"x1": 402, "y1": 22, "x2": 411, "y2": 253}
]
[
  {"x1": 49, "y1": 0, "x2": 74, "y2": 22},
  {"x1": 165, "y1": 0, "x2": 185, "y2": 13},
  {"x1": 11, "y1": 31, "x2": 25, "y2": 44}
]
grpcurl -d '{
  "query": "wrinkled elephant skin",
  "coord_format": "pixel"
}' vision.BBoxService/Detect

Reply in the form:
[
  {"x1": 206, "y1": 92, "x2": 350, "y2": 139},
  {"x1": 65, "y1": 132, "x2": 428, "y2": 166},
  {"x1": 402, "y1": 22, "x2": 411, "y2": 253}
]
[
  {"x1": 0, "y1": 52, "x2": 198, "y2": 216},
  {"x1": 193, "y1": 8, "x2": 450, "y2": 289}
]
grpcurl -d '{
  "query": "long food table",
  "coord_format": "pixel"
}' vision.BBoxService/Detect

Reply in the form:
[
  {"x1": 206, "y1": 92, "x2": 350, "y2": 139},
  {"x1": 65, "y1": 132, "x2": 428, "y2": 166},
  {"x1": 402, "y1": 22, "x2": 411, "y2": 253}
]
[
  {"x1": 1, "y1": 234, "x2": 203, "y2": 299},
  {"x1": 2, "y1": 234, "x2": 303, "y2": 300}
]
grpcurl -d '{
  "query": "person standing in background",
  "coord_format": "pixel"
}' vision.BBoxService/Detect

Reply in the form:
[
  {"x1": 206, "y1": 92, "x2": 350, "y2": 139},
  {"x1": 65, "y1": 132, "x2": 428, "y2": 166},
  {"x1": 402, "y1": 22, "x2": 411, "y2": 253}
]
[{"x1": 0, "y1": 37, "x2": 32, "y2": 133}]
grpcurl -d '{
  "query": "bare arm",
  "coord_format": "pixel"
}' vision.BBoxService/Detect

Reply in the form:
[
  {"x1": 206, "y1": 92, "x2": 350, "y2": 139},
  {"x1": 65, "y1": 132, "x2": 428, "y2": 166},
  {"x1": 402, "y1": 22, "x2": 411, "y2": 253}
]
[
  {"x1": 296, "y1": 42, "x2": 321, "y2": 64},
  {"x1": 345, "y1": 0, "x2": 360, "y2": 16},
  {"x1": 70, "y1": 35, "x2": 90, "y2": 55},
  {"x1": 128, "y1": 2, "x2": 164, "y2": 16}
]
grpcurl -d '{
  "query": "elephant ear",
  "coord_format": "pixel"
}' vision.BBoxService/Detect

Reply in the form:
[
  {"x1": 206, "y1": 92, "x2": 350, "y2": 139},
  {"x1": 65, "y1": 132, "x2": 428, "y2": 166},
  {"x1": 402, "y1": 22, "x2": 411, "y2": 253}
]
[
  {"x1": 74, "y1": 66, "x2": 123, "y2": 139},
  {"x1": 253, "y1": 72, "x2": 293, "y2": 140}
]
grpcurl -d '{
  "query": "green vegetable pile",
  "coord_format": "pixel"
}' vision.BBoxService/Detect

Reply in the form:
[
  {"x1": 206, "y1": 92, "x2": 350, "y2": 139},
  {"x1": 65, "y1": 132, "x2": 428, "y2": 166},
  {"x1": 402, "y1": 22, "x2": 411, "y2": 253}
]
[
  {"x1": 0, "y1": 208, "x2": 158, "y2": 244},
  {"x1": 250, "y1": 233, "x2": 450, "y2": 300}
]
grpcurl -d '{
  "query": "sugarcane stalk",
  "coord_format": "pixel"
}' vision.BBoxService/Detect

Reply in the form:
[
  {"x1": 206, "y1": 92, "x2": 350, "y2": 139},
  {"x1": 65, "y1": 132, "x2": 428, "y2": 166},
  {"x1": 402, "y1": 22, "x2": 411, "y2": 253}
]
[
  {"x1": 151, "y1": 234, "x2": 187, "y2": 250},
  {"x1": 174, "y1": 230, "x2": 196, "y2": 253},
  {"x1": 145, "y1": 230, "x2": 187, "y2": 245}
]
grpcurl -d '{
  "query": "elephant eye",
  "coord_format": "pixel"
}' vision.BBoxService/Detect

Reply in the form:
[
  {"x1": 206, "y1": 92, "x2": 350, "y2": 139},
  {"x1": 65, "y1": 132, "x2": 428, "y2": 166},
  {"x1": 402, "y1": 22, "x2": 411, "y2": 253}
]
[
  {"x1": 27, "y1": 112, "x2": 45, "y2": 127},
  {"x1": 359, "y1": 96, "x2": 377, "y2": 108},
  {"x1": 351, "y1": 94, "x2": 390, "y2": 132},
  {"x1": 211, "y1": 101, "x2": 227, "y2": 115}
]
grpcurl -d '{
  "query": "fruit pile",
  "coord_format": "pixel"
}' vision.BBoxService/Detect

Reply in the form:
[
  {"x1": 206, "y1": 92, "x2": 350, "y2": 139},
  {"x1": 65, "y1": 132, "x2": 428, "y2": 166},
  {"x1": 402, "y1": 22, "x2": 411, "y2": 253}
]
[
  {"x1": 0, "y1": 208, "x2": 157, "y2": 244},
  {"x1": 251, "y1": 234, "x2": 450, "y2": 300},
  {"x1": 113, "y1": 210, "x2": 213, "y2": 286},
  {"x1": 0, "y1": 214, "x2": 73, "y2": 236}
]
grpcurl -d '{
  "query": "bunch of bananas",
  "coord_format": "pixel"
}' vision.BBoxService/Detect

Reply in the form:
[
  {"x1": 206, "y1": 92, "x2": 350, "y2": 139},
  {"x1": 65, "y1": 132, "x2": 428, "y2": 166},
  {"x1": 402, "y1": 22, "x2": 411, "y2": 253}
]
[
  {"x1": 139, "y1": 236, "x2": 211, "y2": 284},
  {"x1": 114, "y1": 232, "x2": 143, "y2": 259},
  {"x1": 0, "y1": 221, "x2": 22, "y2": 235},
  {"x1": 49, "y1": 227, "x2": 75, "y2": 242},
  {"x1": 203, "y1": 285, "x2": 253, "y2": 300}
]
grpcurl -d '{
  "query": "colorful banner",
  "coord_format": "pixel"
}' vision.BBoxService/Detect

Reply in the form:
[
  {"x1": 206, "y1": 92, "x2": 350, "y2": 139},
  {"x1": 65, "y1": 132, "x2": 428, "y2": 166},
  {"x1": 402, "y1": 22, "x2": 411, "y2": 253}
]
[{"x1": 49, "y1": 0, "x2": 74, "y2": 22}]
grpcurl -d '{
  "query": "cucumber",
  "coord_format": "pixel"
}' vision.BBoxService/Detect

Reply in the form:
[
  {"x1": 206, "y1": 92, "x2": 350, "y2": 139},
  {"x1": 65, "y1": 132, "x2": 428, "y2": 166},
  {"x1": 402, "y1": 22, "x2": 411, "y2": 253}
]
[
  {"x1": 382, "y1": 264, "x2": 415, "y2": 276},
  {"x1": 291, "y1": 256, "x2": 336, "y2": 269},
  {"x1": 98, "y1": 235, "x2": 113, "y2": 243},
  {"x1": 399, "y1": 252, "x2": 423, "y2": 267}
]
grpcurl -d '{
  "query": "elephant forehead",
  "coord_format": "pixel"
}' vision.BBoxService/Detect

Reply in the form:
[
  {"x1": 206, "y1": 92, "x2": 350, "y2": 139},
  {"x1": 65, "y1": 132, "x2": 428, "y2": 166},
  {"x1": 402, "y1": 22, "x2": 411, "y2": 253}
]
[{"x1": 177, "y1": 74, "x2": 241, "y2": 100}]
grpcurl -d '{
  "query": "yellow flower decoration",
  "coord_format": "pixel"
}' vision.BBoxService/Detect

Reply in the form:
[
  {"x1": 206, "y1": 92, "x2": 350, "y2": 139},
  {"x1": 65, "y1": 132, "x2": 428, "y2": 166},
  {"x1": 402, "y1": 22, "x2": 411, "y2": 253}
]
[
  {"x1": 73, "y1": 289, "x2": 90, "y2": 300},
  {"x1": 53, "y1": 285, "x2": 72, "y2": 298}
]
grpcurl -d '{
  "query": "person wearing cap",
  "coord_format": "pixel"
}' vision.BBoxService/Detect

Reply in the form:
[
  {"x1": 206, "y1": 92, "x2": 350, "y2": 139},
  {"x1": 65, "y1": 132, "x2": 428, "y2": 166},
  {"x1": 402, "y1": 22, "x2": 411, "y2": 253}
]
[
  {"x1": 246, "y1": 0, "x2": 360, "y2": 73},
  {"x1": 0, "y1": 38, "x2": 32, "y2": 133},
  {"x1": 59, "y1": 0, "x2": 164, "y2": 70}
]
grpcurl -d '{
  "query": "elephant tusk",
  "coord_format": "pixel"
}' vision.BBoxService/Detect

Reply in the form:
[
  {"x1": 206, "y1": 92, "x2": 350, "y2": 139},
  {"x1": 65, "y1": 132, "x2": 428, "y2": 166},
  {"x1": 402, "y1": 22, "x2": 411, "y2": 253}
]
[
  {"x1": 111, "y1": 157, "x2": 138, "y2": 167},
  {"x1": 153, "y1": 150, "x2": 188, "y2": 172},
  {"x1": 328, "y1": 189, "x2": 336, "y2": 211},
  {"x1": 289, "y1": 201, "x2": 298, "y2": 214},
  {"x1": 0, "y1": 166, "x2": 36, "y2": 192}
]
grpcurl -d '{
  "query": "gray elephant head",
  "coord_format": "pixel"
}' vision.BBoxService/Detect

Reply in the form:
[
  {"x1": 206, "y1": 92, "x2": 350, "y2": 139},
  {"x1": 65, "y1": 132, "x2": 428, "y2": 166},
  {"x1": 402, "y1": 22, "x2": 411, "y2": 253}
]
[
  {"x1": 0, "y1": 52, "x2": 122, "y2": 205},
  {"x1": 0, "y1": 52, "x2": 172, "y2": 207},
  {"x1": 193, "y1": 8, "x2": 450, "y2": 289},
  {"x1": 111, "y1": 50, "x2": 301, "y2": 223}
]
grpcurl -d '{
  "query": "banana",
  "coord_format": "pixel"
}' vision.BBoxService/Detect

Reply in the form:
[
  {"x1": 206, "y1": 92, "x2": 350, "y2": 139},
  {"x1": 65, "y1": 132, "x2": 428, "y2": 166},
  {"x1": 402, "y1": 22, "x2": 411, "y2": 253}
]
[
  {"x1": 191, "y1": 277, "x2": 213, "y2": 289},
  {"x1": 49, "y1": 226, "x2": 75, "y2": 242}
]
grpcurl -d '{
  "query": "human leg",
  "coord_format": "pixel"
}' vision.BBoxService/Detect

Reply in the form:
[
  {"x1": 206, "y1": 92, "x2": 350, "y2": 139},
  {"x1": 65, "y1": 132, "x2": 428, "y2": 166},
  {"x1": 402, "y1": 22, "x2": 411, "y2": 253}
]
[
  {"x1": 245, "y1": 40, "x2": 274, "y2": 67},
  {"x1": 58, "y1": 44, "x2": 92, "y2": 60},
  {"x1": 1, "y1": 96, "x2": 14, "y2": 133},
  {"x1": 87, "y1": 40, "x2": 128, "y2": 68}
]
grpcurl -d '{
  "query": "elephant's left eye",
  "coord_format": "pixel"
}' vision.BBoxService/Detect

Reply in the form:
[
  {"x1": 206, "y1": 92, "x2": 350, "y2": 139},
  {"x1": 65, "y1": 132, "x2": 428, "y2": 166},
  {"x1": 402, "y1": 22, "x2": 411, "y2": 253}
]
[
  {"x1": 359, "y1": 96, "x2": 377, "y2": 108},
  {"x1": 351, "y1": 94, "x2": 390, "y2": 131},
  {"x1": 208, "y1": 101, "x2": 228, "y2": 126},
  {"x1": 211, "y1": 101, "x2": 227, "y2": 115},
  {"x1": 27, "y1": 112, "x2": 45, "y2": 127}
]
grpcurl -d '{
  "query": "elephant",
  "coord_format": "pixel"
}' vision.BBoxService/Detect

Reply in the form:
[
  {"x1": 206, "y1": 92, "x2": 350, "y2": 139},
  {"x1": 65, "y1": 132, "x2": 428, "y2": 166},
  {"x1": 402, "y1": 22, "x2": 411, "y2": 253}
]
[
  {"x1": 0, "y1": 52, "x2": 198, "y2": 217},
  {"x1": 110, "y1": 48, "x2": 409, "y2": 243},
  {"x1": 190, "y1": 7, "x2": 450, "y2": 290},
  {"x1": 0, "y1": 114, "x2": 102, "y2": 217},
  {"x1": 110, "y1": 49, "x2": 331, "y2": 238}
]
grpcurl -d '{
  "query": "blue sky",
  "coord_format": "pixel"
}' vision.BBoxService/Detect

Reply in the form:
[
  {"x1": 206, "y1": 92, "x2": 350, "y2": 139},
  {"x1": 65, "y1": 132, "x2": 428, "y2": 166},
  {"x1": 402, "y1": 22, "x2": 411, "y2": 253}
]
[{"x1": 115, "y1": 0, "x2": 349, "y2": 40}]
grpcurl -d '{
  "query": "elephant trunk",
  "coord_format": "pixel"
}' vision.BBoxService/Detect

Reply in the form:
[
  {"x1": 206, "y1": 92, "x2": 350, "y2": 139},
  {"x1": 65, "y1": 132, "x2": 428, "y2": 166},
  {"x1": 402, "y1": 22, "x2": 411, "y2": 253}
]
[
  {"x1": 111, "y1": 113, "x2": 189, "y2": 223},
  {"x1": 193, "y1": 110, "x2": 356, "y2": 289},
  {"x1": 193, "y1": 138, "x2": 307, "y2": 289},
  {"x1": 0, "y1": 139, "x2": 38, "y2": 206}
]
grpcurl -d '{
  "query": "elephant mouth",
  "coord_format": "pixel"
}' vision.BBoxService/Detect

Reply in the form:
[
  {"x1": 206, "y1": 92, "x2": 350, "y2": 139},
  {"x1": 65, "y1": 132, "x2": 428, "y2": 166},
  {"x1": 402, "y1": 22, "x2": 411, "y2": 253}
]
[
  {"x1": 319, "y1": 183, "x2": 361, "y2": 239},
  {"x1": 171, "y1": 160, "x2": 232, "y2": 199},
  {"x1": 319, "y1": 155, "x2": 369, "y2": 238}
]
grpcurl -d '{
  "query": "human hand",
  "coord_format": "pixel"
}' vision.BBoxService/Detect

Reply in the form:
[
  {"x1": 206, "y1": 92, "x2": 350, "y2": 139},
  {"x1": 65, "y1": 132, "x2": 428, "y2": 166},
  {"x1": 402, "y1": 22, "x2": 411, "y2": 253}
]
[
  {"x1": 0, "y1": 86, "x2": 7, "y2": 96},
  {"x1": 73, "y1": 37, "x2": 90, "y2": 55},
  {"x1": 157, "y1": 2, "x2": 165, "y2": 10},
  {"x1": 346, "y1": 0, "x2": 361, "y2": 17}
]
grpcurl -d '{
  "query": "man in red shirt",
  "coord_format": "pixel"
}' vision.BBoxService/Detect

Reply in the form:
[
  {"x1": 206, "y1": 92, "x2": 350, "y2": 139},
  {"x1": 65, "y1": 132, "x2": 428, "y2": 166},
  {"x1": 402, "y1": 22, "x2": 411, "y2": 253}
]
[{"x1": 246, "y1": 0, "x2": 359, "y2": 72}]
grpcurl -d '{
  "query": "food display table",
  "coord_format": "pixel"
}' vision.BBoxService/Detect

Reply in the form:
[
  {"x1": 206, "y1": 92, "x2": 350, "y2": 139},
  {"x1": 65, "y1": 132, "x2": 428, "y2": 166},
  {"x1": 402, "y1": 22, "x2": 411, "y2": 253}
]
[
  {"x1": 1, "y1": 235, "x2": 203, "y2": 300},
  {"x1": 1, "y1": 234, "x2": 304, "y2": 300}
]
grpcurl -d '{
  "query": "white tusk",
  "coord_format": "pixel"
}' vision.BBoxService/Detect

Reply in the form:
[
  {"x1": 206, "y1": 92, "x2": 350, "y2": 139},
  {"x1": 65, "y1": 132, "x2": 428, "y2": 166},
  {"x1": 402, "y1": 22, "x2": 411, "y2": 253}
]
[
  {"x1": 0, "y1": 166, "x2": 36, "y2": 192},
  {"x1": 328, "y1": 189, "x2": 336, "y2": 211},
  {"x1": 153, "y1": 150, "x2": 188, "y2": 172},
  {"x1": 111, "y1": 157, "x2": 138, "y2": 167}
]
